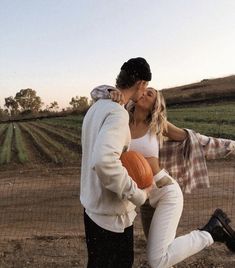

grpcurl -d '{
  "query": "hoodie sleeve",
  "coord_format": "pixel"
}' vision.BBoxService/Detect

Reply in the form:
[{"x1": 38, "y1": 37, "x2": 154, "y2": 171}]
[{"x1": 90, "y1": 85, "x2": 116, "y2": 101}]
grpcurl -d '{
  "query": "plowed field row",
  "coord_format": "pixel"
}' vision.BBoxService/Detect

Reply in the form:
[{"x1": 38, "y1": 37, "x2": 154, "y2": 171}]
[{"x1": 0, "y1": 117, "x2": 81, "y2": 166}]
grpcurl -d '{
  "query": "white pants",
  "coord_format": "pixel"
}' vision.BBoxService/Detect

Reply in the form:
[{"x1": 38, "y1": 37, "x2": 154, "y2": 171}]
[{"x1": 147, "y1": 171, "x2": 214, "y2": 268}]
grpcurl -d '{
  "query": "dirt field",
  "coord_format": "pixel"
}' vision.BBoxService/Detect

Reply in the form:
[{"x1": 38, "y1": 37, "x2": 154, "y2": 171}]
[{"x1": 0, "y1": 159, "x2": 234, "y2": 267}]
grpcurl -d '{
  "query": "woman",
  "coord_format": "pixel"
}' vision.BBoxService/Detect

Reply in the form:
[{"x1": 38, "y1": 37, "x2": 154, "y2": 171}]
[{"x1": 91, "y1": 86, "x2": 235, "y2": 268}]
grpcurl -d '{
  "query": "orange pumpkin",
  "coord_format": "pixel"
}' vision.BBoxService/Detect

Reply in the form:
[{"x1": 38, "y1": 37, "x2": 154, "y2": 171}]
[{"x1": 120, "y1": 151, "x2": 153, "y2": 189}]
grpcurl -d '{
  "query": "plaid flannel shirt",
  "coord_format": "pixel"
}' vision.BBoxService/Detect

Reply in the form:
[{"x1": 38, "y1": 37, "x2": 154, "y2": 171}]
[
  {"x1": 90, "y1": 85, "x2": 235, "y2": 193},
  {"x1": 160, "y1": 131, "x2": 235, "y2": 193}
]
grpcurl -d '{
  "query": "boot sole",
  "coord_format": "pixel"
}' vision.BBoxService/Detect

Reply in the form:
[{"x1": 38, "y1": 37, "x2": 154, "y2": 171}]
[{"x1": 213, "y1": 209, "x2": 235, "y2": 239}]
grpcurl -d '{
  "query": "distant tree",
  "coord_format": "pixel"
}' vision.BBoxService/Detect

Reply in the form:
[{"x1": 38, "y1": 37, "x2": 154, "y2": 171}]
[
  {"x1": 69, "y1": 96, "x2": 89, "y2": 112},
  {"x1": 49, "y1": 101, "x2": 59, "y2": 111},
  {"x1": 0, "y1": 107, "x2": 9, "y2": 119},
  {"x1": 89, "y1": 99, "x2": 94, "y2": 106},
  {"x1": 4, "y1": 96, "x2": 19, "y2": 115},
  {"x1": 4, "y1": 109, "x2": 9, "y2": 115},
  {"x1": 15, "y1": 88, "x2": 43, "y2": 112}
]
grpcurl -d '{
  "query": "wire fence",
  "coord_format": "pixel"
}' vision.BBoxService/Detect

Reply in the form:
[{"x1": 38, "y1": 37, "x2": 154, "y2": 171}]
[{"x1": 0, "y1": 159, "x2": 234, "y2": 267}]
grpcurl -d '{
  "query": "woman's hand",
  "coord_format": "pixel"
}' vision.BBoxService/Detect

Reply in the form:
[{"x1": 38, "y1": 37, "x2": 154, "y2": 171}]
[
  {"x1": 109, "y1": 89, "x2": 125, "y2": 105},
  {"x1": 143, "y1": 182, "x2": 155, "y2": 198}
]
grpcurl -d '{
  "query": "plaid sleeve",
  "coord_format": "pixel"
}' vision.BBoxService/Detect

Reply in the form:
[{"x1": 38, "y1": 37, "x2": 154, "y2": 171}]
[
  {"x1": 160, "y1": 130, "x2": 210, "y2": 193},
  {"x1": 196, "y1": 133, "x2": 235, "y2": 159},
  {"x1": 90, "y1": 85, "x2": 115, "y2": 101}
]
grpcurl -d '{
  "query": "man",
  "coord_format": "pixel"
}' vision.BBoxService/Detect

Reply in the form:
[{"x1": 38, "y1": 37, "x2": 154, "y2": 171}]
[{"x1": 80, "y1": 57, "x2": 153, "y2": 268}]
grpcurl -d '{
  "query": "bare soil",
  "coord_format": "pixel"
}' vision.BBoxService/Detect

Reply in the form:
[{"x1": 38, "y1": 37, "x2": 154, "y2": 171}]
[{"x1": 0, "y1": 159, "x2": 234, "y2": 267}]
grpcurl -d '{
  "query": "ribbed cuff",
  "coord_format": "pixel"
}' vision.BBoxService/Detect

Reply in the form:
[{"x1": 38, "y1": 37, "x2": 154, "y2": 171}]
[
  {"x1": 153, "y1": 169, "x2": 169, "y2": 182},
  {"x1": 129, "y1": 188, "x2": 147, "y2": 207}
]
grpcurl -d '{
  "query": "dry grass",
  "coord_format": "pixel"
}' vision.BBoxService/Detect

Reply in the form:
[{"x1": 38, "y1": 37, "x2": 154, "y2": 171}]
[{"x1": 162, "y1": 75, "x2": 235, "y2": 105}]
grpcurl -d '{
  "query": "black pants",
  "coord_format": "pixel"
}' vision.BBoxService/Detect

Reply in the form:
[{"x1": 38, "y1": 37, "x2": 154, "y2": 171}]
[{"x1": 84, "y1": 210, "x2": 134, "y2": 268}]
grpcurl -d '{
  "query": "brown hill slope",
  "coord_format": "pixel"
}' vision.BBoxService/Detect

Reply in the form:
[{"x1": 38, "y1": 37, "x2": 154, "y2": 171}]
[{"x1": 161, "y1": 75, "x2": 235, "y2": 106}]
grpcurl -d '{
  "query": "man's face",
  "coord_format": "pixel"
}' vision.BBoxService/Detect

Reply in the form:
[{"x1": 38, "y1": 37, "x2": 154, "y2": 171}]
[{"x1": 131, "y1": 81, "x2": 149, "y2": 103}]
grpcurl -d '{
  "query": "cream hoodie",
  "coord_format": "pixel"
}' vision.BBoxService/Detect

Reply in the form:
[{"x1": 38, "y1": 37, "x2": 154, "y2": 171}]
[{"x1": 80, "y1": 99, "x2": 147, "y2": 218}]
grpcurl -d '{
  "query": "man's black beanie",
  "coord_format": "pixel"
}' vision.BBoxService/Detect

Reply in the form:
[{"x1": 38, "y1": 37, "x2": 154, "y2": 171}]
[{"x1": 121, "y1": 57, "x2": 152, "y2": 81}]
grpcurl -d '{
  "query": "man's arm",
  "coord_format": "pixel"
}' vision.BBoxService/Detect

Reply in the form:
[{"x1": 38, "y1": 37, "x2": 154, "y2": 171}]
[{"x1": 91, "y1": 107, "x2": 148, "y2": 206}]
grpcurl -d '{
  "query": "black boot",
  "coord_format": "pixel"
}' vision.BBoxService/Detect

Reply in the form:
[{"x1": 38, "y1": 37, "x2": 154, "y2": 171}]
[{"x1": 200, "y1": 208, "x2": 235, "y2": 252}]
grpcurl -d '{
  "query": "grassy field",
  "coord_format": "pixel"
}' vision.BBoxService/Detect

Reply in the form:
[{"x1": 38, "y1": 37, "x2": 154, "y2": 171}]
[
  {"x1": 168, "y1": 101, "x2": 235, "y2": 140},
  {"x1": 0, "y1": 101, "x2": 234, "y2": 166}
]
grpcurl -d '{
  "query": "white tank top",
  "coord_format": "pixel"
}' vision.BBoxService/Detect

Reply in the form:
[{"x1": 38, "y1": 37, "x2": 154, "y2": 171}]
[{"x1": 129, "y1": 130, "x2": 159, "y2": 158}]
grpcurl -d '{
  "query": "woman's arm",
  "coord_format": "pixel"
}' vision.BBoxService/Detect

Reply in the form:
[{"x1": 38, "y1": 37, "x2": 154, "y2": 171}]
[
  {"x1": 163, "y1": 121, "x2": 188, "y2": 141},
  {"x1": 145, "y1": 157, "x2": 161, "y2": 175},
  {"x1": 90, "y1": 85, "x2": 115, "y2": 101}
]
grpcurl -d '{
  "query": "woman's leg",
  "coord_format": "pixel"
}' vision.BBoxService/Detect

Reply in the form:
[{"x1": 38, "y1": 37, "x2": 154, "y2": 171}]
[{"x1": 147, "y1": 175, "x2": 213, "y2": 268}]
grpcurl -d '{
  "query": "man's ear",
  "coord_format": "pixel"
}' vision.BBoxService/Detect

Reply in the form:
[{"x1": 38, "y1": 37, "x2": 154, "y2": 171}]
[
  {"x1": 135, "y1": 80, "x2": 143, "y2": 90},
  {"x1": 142, "y1": 80, "x2": 148, "y2": 87}
]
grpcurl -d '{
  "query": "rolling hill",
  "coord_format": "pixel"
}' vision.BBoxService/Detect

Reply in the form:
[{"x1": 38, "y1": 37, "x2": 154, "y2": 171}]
[{"x1": 161, "y1": 75, "x2": 235, "y2": 106}]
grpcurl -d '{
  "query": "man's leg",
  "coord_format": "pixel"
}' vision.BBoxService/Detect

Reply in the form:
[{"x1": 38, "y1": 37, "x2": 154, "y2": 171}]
[{"x1": 84, "y1": 210, "x2": 134, "y2": 268}]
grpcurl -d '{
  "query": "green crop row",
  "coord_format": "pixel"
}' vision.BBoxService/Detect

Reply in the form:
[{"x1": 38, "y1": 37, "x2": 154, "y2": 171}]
[
  {"x1": 30, "y1": 121, "x2": 80, "y2": 141},
  {"x1": 20, "y1": 122, "x2": 76, "y2": 163},
  {"x1": 0, "y1": 124, "x2": 7, "y2": 136},
  {"x1": 14, "y1": 123, "x2": 28, "y2": 163},
  {"x1": 26, "y1": 123, "x2": 71, "y2": 153},
  {"x1": 19, "y1": 123, "x2": 63, "y2": 163},
  {"x1": 28, "y1": 122, "x2": 81, "y2": 152},
  {"x1": 0, "y1": 124, "x2": 13, "y2": 164}
]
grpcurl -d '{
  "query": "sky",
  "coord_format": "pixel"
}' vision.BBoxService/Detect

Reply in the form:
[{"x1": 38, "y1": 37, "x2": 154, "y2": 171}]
[{"x1": 0, "y1": 0, "x2": 235, "y2": 109}]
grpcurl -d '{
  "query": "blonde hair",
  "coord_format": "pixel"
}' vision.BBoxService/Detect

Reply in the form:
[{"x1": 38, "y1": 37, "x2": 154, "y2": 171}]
[{"x1": 127, "y1": 88, "x2": 168, "y2": 146}]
